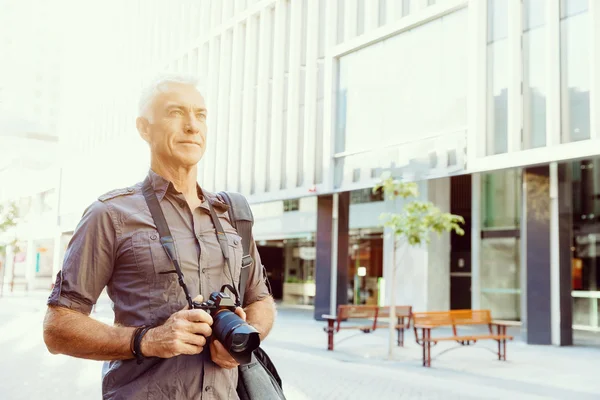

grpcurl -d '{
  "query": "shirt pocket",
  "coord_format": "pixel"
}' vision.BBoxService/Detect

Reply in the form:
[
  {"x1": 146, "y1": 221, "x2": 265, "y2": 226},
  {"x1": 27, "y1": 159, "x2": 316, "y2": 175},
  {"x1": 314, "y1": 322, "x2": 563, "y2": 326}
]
[{"x1": 131, "y1": 230, "x2": 177, "y2": 281}]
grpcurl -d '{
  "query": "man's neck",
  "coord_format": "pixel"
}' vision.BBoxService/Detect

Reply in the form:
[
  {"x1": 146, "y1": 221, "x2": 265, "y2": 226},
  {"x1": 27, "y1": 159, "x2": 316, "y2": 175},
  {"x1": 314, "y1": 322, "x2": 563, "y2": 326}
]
[{"x1": 151, "y1": 159, "x2": 199, "y2": 203}]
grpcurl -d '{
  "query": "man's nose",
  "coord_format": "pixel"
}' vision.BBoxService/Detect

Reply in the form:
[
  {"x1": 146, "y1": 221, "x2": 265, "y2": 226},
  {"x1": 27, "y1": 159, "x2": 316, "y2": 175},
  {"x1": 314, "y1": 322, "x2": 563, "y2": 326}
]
[{"x1": 184, "y1": 114, "x2": 201, "y2": 134}]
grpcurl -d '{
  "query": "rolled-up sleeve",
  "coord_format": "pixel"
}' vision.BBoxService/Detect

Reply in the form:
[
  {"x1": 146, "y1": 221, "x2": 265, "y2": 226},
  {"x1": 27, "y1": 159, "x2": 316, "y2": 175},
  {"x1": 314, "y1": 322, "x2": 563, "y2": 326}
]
[
  {"x1": 242, "y1": 238, "x2": 271, "y2": 307},
  {"x1": 47, "y1": 200, "x2": 116, "y2": 315}
]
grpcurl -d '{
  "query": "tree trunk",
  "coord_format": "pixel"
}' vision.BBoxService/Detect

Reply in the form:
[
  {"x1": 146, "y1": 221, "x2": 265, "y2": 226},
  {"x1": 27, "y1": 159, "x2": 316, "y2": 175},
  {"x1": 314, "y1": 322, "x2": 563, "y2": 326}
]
[{"x1": 388, "y1": 240, "x2": 407, "y2": 359}]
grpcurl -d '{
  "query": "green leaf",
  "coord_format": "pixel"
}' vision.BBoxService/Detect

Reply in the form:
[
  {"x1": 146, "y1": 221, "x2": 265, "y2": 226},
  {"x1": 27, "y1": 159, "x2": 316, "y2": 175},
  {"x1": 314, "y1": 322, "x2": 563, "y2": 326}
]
[{"x1": 374, "y1": 172, "x2": 465, "y2": 247}]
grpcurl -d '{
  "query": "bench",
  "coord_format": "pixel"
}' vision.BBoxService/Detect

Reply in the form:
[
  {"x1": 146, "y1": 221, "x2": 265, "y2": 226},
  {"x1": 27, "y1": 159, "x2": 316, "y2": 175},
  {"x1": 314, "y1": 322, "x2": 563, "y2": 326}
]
[
  {"x1": 412, "y1": 309, "x2": 513, "y2": 367},
  {"x1": 322, "y1": 305, "x2": 412, "y2": 351}
]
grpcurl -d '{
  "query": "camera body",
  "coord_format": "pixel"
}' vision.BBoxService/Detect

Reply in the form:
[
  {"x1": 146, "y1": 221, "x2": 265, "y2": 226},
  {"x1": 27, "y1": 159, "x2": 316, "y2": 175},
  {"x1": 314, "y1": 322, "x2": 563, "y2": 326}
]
[
  {"x1": 192, "y1": 289, "x2": 260, "y2": 365},
  {"x1": 191, "y1": 291, "x2": 238, "y2": 315}
]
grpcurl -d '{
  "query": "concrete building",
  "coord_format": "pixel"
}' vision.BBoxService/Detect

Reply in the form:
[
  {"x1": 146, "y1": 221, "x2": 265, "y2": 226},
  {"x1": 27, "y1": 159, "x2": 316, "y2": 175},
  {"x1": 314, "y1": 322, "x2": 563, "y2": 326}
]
[{"x1": 49, "y1": 0, "x2": 600, "y2": 346}]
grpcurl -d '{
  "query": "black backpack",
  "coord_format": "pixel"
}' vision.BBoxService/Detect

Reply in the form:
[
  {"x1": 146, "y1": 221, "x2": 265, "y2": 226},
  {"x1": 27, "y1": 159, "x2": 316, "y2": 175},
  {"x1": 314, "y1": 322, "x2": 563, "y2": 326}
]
[{"x1": 218, "y1": 192, "x2": 285, "y2": 400}]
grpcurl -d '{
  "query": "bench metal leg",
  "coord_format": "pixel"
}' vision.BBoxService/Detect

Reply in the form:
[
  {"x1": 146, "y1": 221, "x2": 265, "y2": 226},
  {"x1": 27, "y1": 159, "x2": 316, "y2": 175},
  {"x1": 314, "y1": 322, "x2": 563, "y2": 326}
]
[
  {"x1": 326, "y1": 320, "x2": 335, "y2": 351},
  {"x1": 496, "y1": 325, "x2": 507, "y2": 361},
  {"x1": 397, "y1": 317, "x2": 405, "y2": 347},
  {"x1": 397, "y1": 328, "x2": 404, "y2": 347},
  {"x1": 422, "y1": 328, "x2": 432, "y2": 367}
]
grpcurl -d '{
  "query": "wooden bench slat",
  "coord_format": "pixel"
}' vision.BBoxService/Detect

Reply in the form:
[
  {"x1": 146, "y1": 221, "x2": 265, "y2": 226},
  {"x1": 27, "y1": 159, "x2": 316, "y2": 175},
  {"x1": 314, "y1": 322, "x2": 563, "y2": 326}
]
[
  {"x1": 324, "y1": 304, "x2": 413, "y2": 351},
  {"x1": 424, "y1": 334, "x2": 514, "y2": 342},
  {"x1": 338, "y1": 325, "x2": 375, "y2": 330},
  {"x1": 412, "y1": 309, "x2": 513, "y2": 367}
]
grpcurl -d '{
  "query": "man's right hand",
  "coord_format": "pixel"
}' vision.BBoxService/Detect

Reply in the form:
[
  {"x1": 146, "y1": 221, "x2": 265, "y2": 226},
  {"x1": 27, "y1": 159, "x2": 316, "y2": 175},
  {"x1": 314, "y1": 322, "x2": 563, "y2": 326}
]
[{"x1": 140, "y1": 295, "x2": 213, "y2": 358}]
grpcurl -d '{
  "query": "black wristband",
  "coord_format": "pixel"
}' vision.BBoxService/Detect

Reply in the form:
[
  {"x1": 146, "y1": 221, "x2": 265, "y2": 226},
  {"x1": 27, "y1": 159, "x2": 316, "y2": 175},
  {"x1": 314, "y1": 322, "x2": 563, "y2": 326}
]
[
  {"x1": 130, "y1": 326, "x2": 144, "y2": 357},
  {"x1": 132, "y1": 326, "x2": 152, "y2": 365}
]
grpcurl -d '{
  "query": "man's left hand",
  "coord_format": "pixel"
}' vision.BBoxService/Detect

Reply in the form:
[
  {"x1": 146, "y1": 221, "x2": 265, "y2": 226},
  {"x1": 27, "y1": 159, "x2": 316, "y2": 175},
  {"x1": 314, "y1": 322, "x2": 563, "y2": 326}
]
[{"x1": 210, "y1": 307, "x2": 247, "y2": 369}]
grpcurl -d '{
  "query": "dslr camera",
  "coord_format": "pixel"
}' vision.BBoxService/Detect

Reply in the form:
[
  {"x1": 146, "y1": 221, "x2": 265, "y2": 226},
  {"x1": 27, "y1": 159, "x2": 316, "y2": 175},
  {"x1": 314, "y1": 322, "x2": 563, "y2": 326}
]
[{"x1": 192, "y1": 286, "x2": 260, "y2": 365}]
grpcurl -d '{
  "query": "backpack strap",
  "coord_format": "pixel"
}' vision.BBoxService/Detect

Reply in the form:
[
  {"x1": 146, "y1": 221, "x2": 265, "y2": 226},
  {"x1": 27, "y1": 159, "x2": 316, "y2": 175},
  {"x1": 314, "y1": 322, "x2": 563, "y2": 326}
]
[{"x1": 218, "y1": 191, "x2": 254, "y2": 306}]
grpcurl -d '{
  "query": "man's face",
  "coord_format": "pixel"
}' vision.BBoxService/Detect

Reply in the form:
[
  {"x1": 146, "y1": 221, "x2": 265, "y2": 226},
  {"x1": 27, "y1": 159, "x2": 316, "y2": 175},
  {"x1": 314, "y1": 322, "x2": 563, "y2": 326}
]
[{"x1": 139, "y1": 82, "x2": 208, "y2": 168}]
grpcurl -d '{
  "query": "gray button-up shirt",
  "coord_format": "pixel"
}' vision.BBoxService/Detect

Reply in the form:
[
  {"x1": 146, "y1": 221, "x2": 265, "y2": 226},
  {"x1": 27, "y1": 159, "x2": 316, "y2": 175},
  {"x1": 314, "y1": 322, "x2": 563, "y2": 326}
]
[{"x1": 47, "y1": 170, "x2": 270, "y2": 400}]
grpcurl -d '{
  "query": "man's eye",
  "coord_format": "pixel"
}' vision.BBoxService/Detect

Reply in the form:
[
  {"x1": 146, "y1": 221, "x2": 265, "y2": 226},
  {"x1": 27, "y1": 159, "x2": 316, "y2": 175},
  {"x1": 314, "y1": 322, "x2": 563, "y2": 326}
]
[
  {"x1": 170, "y1": 110, "x2": 183, "y2": 116},
  {"x1": 196, "y1": 113, "x2": 206, "y2": 120}
]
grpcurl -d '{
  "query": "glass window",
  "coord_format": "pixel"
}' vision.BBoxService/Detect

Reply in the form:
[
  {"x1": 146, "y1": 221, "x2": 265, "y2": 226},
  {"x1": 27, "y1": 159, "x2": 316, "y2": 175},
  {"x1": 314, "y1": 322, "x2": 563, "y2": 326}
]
[
  {"x1": 357, "y1": 0, "x2": 365, "y2": 36},
  {"x1": 481, "y1": 169, "x2": 521, "y2": 229},
  {"x1": 480, "y1": 237, "x2": 521, "y2": 321},
  {"x1": 486, "y1": 0, "x2": 509, "y2": 155},
  {"x1": 402, "y1": 0, "x2": 411, "y2": 17},
  {"x1": 568, "y1": 156, "x2": 600, "y2": 329},
  {"x1": 283, "y1": 199, "x2": 300, "y2": 212},
  {"x1": 522, "y1": 0, "x2": 546, "y2": 149},
  {"x1": 335, "y1": 9, "x2": 468, "y2": 188},
  {"x1": 560, "y1": 0, "x2": 590, "y2": 143},
  {"x1": 350, "y1": 188, "x2": 384, "y2": 204}
]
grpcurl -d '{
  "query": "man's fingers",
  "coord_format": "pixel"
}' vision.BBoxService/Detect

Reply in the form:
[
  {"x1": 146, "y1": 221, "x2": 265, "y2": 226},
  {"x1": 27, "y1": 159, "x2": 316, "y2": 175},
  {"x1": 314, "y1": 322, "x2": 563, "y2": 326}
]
[
  {"x1": 182, "y1": 295, "x2": 204, "y2": 311},
  {"x1": 182, "y1": 332, "x2": 207, "y2": 348},
  {"x1": 181, "y1": 309, "x2": 213, "y2": 325},
  {"x1": 210, "y1": 340, "x2": 239, "y2": 369},
  {"x1": 192, "y1": 295, "x2": 204, "y2": 303},
  {"x1": 234, "y1": 307, "x2": 246, "y2": 321},
  {"x1": 178, "y1": 342, "x2": 204, "y2": 355},
  {"x1": 188, "y1": 322, "x2": 212, "y2": 337},
  {"x1": 212, "y1": 338, "x2": 227, "y2": 352}
]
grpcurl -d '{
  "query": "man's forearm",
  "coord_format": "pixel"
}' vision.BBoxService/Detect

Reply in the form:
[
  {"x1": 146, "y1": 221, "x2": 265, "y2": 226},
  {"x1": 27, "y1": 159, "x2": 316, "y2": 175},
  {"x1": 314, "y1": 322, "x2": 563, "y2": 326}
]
[
  {"x1": 43, "y1": 306, "x2": 135, "y2": 361},
  {"x1": 244, "y1": 296, "x2": 276, "y2": 341}
]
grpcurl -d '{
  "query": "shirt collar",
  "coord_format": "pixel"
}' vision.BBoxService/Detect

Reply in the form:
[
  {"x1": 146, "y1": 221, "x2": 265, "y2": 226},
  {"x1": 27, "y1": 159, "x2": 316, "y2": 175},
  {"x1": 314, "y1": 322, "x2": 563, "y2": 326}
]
[{"x1": 147, "y1": 169, "x2": 229, "y2": 212}]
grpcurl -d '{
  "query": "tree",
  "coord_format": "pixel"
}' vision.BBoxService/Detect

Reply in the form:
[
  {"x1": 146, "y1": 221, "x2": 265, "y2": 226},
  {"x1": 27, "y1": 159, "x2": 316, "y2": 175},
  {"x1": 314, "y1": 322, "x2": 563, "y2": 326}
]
[
  {"x1": 373, "y1": 172, "x2": 464, "y2": 359},
  {"x1": 0, "y1": 202, "x2": 19, "y2": 297}
]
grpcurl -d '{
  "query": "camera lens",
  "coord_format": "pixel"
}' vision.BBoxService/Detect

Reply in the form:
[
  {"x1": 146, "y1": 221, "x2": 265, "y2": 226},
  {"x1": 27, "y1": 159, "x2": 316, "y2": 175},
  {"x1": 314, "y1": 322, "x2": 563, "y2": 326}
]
[
  {"x1": 212, "y1": 310, "x2": 260, "y2": 365},
  {"x1": 231, "y1": 333, "x2": 249, "y2": 352}
]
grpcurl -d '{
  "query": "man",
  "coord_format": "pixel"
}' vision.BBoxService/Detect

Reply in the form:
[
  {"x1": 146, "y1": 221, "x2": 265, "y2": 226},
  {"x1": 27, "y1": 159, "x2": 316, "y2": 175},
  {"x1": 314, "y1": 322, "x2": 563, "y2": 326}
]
[{"x1": 43, "y1": 75, "x2": 276, "y2": 399}]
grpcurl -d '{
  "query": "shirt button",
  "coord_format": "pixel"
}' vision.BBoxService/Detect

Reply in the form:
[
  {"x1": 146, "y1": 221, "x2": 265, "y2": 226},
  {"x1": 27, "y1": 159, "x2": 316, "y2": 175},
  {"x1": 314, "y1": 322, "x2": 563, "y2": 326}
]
[
  {"x1": 150, "y1": 234, "x2": 157, "y2": 240},
  {"x1": 204, "y1": 386, "x2": 212, "y2": 392},
  {"x1": 234, "y1": 239, "x2": 240, "y2": 245},
  {"x1": 127, "y1": 188, "x2": 134, "y2": 193}
]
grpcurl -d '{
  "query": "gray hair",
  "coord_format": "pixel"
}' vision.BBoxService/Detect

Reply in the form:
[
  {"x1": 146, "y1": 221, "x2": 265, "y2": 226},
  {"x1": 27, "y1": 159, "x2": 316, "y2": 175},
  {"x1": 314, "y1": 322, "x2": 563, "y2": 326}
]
[{"x1": 138, "y1": 74, "x2": 205, "y2": 119}]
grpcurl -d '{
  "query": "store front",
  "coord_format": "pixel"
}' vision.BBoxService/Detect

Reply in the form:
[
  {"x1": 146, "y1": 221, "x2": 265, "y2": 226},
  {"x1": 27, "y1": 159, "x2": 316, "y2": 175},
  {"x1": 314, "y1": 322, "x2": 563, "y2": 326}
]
[
  {"x1": 347, "y1": 231, "x2": 383, "y2": 306},
  {"x1": 259, "y1": 230, "x2": 384, "y2": 308},
  {"x1": 479, "y1": 169, "x2": 522, "y2": 321},
  {"x1": 569, "y1": 158, "x2": 600, "y2": 332}
]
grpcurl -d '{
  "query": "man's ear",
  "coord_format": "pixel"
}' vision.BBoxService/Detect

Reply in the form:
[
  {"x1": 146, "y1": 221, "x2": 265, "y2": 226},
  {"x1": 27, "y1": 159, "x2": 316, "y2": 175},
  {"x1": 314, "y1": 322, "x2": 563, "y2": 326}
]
[{"x1": 136, "y1": 117, "x2": 151, "y2": 143}]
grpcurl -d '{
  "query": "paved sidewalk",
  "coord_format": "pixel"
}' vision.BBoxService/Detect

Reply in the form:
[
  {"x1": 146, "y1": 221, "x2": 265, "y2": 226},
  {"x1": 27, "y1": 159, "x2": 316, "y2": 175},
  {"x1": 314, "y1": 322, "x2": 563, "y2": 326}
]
[
  {"x1": 1, "y1": 291, "x2": 599, "y2": 399},
  {"x1": 270, "y1": 306, "x2": 600, "y2": 399}
]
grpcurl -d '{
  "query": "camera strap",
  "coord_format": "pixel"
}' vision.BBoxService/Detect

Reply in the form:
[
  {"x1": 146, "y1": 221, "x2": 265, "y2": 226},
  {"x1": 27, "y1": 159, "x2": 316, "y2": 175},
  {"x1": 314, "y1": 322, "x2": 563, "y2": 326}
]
[
  {"x1": 217, "y1": 191, "x2": 254, "y2": 306},
  {"x1": 201, "y1": 189, "x2": 240, "y2": 302},
  {"x1": 141, "y1": 176, "x2": 239, "y2": 308},
  {"x1": 142, "y1": 177, "x2": 195, "y2": 309}
]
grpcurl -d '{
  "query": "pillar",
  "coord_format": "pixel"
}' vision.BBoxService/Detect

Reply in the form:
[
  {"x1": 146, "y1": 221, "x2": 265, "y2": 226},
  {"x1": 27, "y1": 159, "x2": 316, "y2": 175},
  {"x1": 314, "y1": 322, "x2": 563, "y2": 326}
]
[
  {"x1": 314, "y1": 192, "x2": 349, "y2": 320},
  {"x1": 523, "y1": 165, "x2": 572, "y2": 345},
  {"x1": 557, "y1": 163, "x2": 573, "y2": 345}
]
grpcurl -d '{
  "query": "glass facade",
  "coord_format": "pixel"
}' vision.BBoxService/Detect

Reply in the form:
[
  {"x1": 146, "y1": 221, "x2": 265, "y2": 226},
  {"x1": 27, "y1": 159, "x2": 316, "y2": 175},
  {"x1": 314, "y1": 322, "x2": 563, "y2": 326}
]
[
  {"x1": 522, "y1": 0, "x2": 547, "y2": 149},
  {"x1": 560, "y1": 0, "x2": 590, "y2": 143},
  {"x1": 486, "y1": 0, "x2": 508, "y2": 155},
  {"x1": 570, "y1": 158, "x2": 600, "y2": 330},
  {"x1": 348, "y1": 235, "x2": 384, "y2": 306},
  {"x1": 335, "y1": 8, "x2": 468, "y2": 188},
  {"x1": 481, "y1": 169, "x2": 521, "y2": 229},
  {"x1": 480, "y1": 169, "x2": 522, "y2": 320}
]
